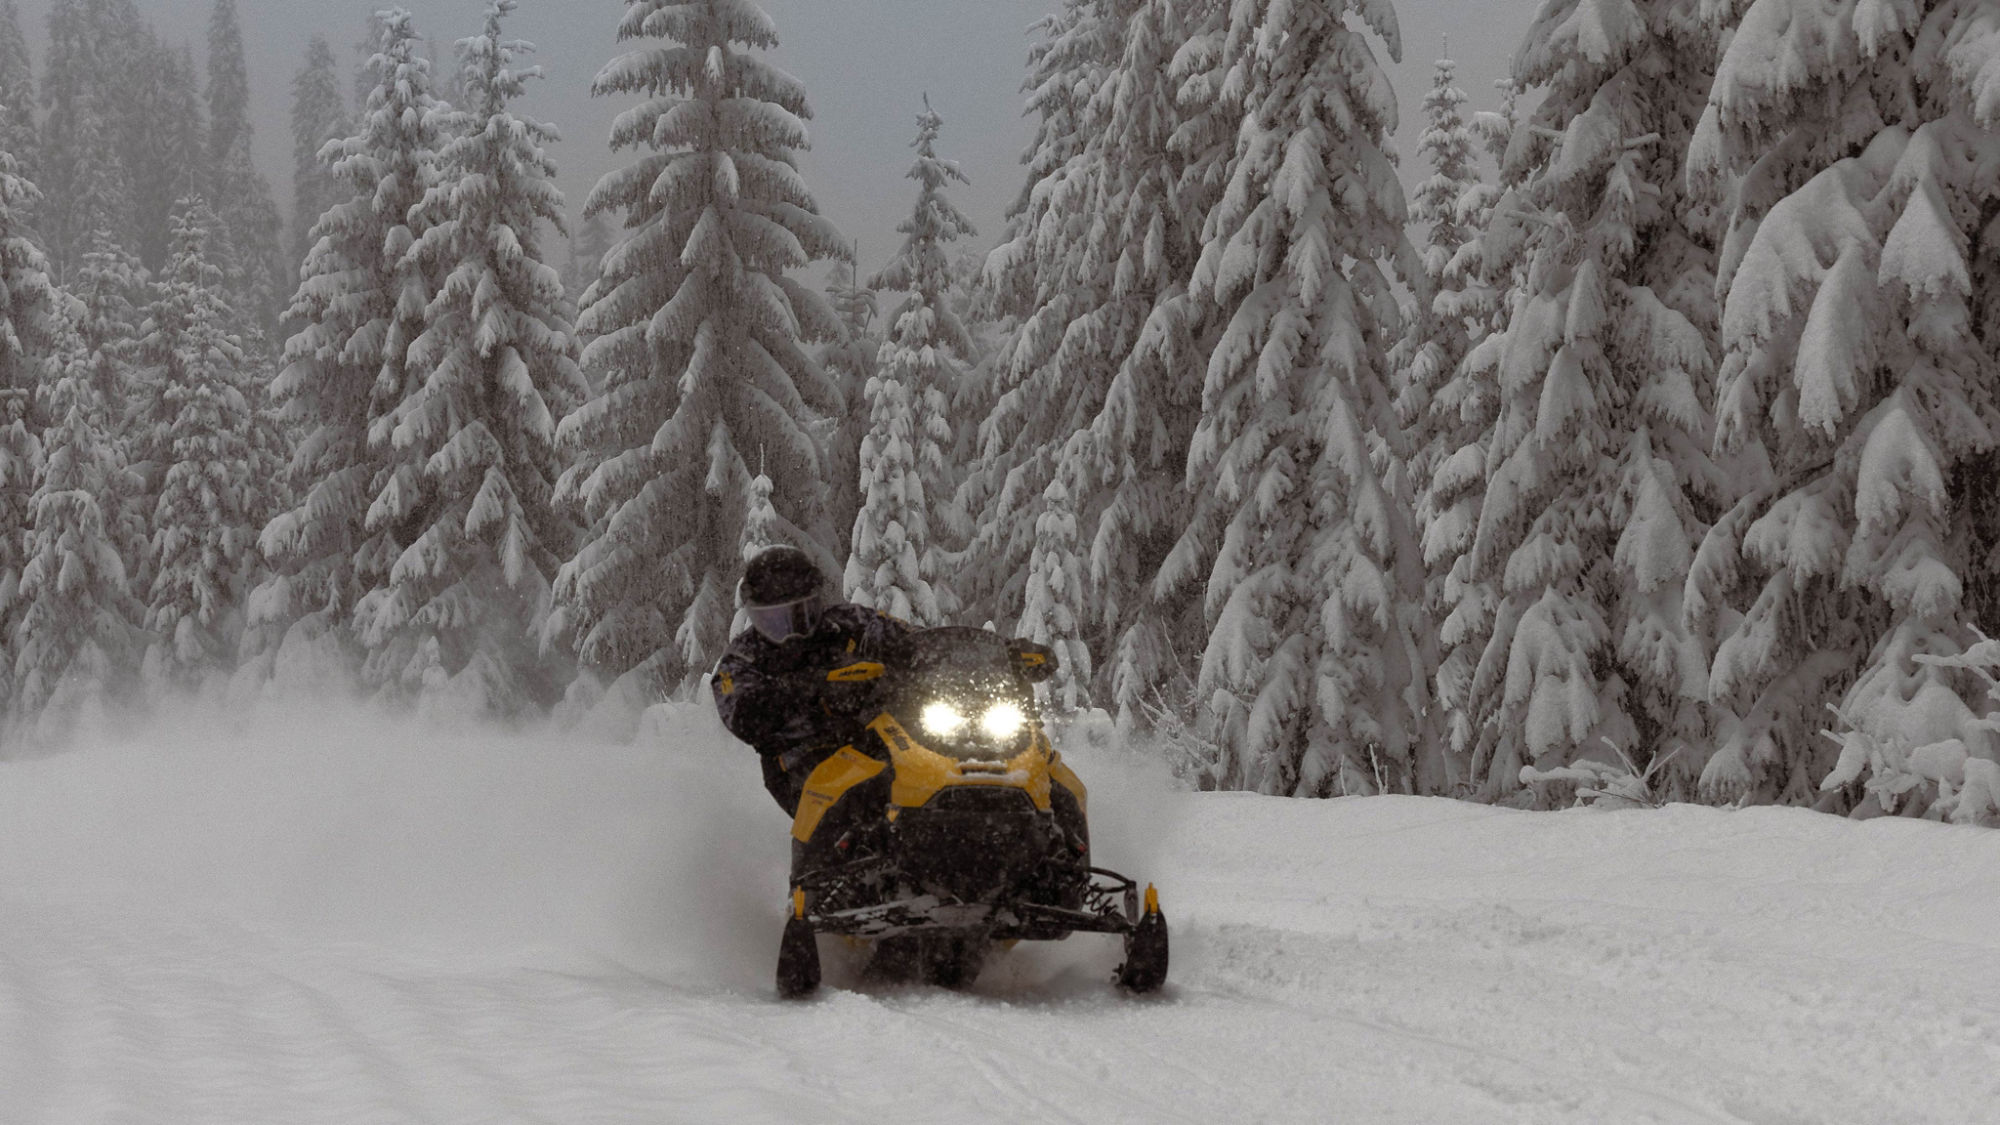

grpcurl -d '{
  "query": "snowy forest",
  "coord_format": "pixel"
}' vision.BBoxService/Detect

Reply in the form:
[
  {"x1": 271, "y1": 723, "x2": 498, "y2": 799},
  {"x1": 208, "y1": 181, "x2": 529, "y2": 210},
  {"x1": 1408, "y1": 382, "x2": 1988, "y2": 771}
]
[{"x1": 1, "y1": 0, "x2": 1999, "y2": 828}]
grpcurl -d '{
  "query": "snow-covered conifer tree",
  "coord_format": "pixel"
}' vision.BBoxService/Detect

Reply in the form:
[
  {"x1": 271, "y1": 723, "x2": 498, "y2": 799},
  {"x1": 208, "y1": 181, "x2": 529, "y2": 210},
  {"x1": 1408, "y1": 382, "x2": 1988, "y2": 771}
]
[
  {"x1": 38, "y1": 1, "x2": 209, "y2": 278},
  {"x1": 819, "y1": 249, "x2": 876, "y2": 562},
  {"x1": 1073, "y1": 0, "x2": 1217, "y2": 731},
  {"x1": 69, "y1": 232, "x2": 145, "y2": 418},
  {"x1": 847, "y1": 345, "x2": 937, "y2": 624},
  {"x1": 972, "y1": 0, "x2": 1216, "y2": 730},
  {"x1": 37, "y1": 0, "x2": 135, "y2": 282},
  {"x1": 957, "y1": 0, "x2": 1109, "y2": 631},
  {"x1": 847, "y1": 98, "x2": 974, "y2": 623},
  {"x1": 12, "y1": 308, "x2": 139, "y2": 736},
  {"x1": 1684, "y1": 0, "x2": 2000, "y2": 812},
  {"x1": 350, "y1": 12, "x2": 392, "y2": 118},
  {"x1": 1386, "y1": 54, "x2": 1486, "y2": 788},
  {"x1": 0, "y1": 119, "x2": 62, "y2": 721},
  {"x1": 1423, "y1": 75, "x2": 1528, "y2": 784},
  {"x1": 554, "y1": 0, "x2": 845, "y2": 693},
  {"x1": 1020, "y1": 466, "x2": 1091, "y2": 712},
  {"x1": 131, "y1": 41, "x2": 206, "y2": 271},
  {"x1": 1454, "y1": 0, "x2": 1723, "y2": 802},
  {"x1": 1159, "y1": 0, "x2": 1437, "y2": 795},
  {"x1": 205, "y1": 0, "x2": 287, "y2": 338},
  {"x1": 0, "y1": 384, "x2": 36, "y2": 723},
  {"x1": 289, "y1": 35, "x2": 348, "y2": 275},
  {"x1": 253, "y1": 10, "x2": 442, "y2": 683},
  {"x1": 0, "y1": 1, "x2": 36, "y2": 187},
  {"x1": 1396, "y1": 56, "x2": 1480, "y2": 502},
  {"x1": 741, "y1": 466, "x2": 777, "y2": 559},
  {"x1": 67, "y1": 230, "x2": 150, "y2": 593},
  {"x1": 375, "y1": 0, "x2": 584, "y2": 714},
  {"x1": 136, "y1": 200, "x2": 259, "y2": 691}
]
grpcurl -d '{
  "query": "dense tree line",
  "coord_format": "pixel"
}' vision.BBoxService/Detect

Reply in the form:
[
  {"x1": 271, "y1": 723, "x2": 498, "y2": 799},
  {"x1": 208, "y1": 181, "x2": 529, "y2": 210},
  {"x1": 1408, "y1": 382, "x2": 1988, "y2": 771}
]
[{"x1": 1, "y1": 0, "x2": 1997, "y2": 829}]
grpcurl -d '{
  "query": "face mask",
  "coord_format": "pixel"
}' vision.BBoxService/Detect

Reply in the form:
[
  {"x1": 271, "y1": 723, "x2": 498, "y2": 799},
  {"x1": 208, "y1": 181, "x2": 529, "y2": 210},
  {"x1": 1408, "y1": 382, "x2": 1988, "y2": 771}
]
[{"x1": 746, "y1": 593, "x2": 824, "y2": 644}]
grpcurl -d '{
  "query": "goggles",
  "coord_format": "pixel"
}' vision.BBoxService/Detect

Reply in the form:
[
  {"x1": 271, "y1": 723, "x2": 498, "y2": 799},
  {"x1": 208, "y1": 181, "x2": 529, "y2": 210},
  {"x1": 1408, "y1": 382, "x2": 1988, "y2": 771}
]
[{"x1": 746, "y1": 593, "x2": 823, "y2": 644}]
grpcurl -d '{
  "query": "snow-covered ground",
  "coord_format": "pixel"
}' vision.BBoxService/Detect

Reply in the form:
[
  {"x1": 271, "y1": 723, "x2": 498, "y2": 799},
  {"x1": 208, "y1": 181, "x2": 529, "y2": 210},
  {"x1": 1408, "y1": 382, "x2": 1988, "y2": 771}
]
[{"x1": 2, "y1": 699, "x2": 1996, "y2": 1124}]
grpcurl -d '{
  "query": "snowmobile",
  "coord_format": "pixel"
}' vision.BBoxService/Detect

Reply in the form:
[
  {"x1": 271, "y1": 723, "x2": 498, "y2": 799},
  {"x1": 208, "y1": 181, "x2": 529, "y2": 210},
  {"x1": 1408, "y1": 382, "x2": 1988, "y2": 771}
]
[{"x1": 773, "y1": 625, "x2": 1169, "y2": 998}]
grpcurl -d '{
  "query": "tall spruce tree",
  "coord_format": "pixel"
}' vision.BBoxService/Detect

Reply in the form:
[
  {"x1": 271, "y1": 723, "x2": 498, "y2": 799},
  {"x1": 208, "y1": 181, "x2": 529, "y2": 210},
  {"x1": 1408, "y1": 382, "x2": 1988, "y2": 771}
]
[
  {"x1": 1020, "y1": 466, "x2": 1091, "y2": 712},
  {"x1": 1685, "y1": 0, "x2": 2000, "y2": 816},
  {"x1": 960, "y1": 0, "x2": 1110, "y2": 634},
  {"x1": 848, "y1": 99, "x2": 974, "y2": 623},
  {"x1": 205, "y1": 0, "x2": 287, "y2": 338},
  {"x1": 38, "y1": 1, "x2": 208, "y2": 278},
  {"x1": 1161, "y1": 0, "x2": 1436, "y2": 795},
  {"x1": 554, "y1": 0, "x2": 845, "y2": 694},
  {"x1": 1387, "y1": 54, "x2": 1485, "y2": 790},
  {"x1": 13, "y1": 305, "x2": 139, "y2": 737},
  {"x1": 1081, "y1": 0, "x2": 1221, "y2": 728},
  {"x1": 136, "y1": 200, "x2": 259, "y2": 691},
  {"x1": 351, "y1": 11, "x2": 391, "y2": 113},
  {"x1": 68, "y1": 230, "x2": 150, "y2": 599},
  {"x1": 1456, "y1": 0, "x2": 1723, "y2": 802},
  {"x1": 818, "y1": 248, "x2": 877, "y2": 563},
  {"x1": 38, "y1": 0, "x2": 135, "y2": 282},
  {"x1": 975, "y1": 0, "x2": 1216, "y2": 730},
  {"x1": 0, "y1": 1, "x2": 36, "y2": 190},
  {"x1": 0, "y1": 122, "x2": 60, "y2": 725},
  {"x1": 289, "y1": 35, "x2": 348, "y2": 276},
  {"x1": 253, "y1": 10, "x2": 442, "y2": 684},
  {"x1": 1396, "y1": 56, "x2": 1480, "y2": 506},
  {"x1": 378, "y1": 0, "x2": 583, "y2": 713},
  {"x1": 846, "y1": 348, "x2": 935, "y2": 623},
  {"x1": 1423, "y1": 84, "x2": 1522, "y2": 785},
  {"x1": 132, "y1": 41, "x2": 207, "y2": 270}
]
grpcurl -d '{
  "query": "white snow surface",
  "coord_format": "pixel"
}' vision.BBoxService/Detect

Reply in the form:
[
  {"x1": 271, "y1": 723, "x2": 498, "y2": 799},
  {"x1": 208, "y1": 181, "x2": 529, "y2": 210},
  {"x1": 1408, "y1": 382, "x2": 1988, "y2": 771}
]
[{"x1": 3, "y1": 698, "x2": 1998, "y2": 1124}]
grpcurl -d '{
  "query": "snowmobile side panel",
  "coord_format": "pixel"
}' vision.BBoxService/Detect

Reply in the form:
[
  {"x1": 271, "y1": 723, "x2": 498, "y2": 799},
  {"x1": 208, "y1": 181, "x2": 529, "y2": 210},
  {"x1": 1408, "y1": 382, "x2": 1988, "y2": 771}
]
[
  {"x1": 1049, "y1": 752, "x2": 1087, "y2": 817},
  {"x1": 793, "y1": 746, "x2": 888, "y2": 843}
]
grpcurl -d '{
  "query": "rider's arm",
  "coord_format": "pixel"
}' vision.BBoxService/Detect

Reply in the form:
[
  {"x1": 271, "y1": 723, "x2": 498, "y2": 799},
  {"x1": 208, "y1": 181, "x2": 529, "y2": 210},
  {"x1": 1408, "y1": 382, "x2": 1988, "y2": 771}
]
[
  {"x1": 712, "y1": 644, "x2": 820, "y2": 751},
  {"x1": 848, "y1": 606, "x2": 916, "y2": 663}
]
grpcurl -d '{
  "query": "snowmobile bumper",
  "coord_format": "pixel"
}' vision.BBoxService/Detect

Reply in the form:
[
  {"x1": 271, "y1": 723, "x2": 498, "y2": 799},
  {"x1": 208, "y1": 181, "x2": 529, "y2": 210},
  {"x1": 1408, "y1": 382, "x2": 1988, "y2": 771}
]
[{"x1": 799, "y1": 866, "x2": 1147, "y2": 940}]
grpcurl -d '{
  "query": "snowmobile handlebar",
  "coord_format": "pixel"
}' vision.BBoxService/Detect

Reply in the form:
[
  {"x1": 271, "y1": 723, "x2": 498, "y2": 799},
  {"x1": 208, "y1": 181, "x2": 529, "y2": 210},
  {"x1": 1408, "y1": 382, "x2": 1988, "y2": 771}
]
[
  {"x1": 1006, "y1": 639, "x2": 1057, "y2": 684},
  {"x1": 825, "y1": 637, "x2": 1058, "y2": 687}
]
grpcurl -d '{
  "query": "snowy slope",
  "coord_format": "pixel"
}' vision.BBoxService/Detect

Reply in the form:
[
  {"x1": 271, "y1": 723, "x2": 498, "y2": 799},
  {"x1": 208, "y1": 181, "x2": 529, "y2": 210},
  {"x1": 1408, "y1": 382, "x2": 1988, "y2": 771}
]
[{"x1": 1, "y1": 700, "x2": 1996, "y2": 1124}]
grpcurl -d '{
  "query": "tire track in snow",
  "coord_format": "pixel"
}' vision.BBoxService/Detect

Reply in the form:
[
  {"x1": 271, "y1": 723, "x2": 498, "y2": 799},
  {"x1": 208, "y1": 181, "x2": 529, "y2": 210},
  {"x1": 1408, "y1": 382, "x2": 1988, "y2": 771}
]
[
  {"x1": 882, "y1": 995, "x2": 1202, "y2": 1125},
  {"x1": 1178, "y1": 907, "x2": 1989, "y2": 1125},
  {"x1": 1178, "y1": 978, "x2": 1755, "y2": 1125}
]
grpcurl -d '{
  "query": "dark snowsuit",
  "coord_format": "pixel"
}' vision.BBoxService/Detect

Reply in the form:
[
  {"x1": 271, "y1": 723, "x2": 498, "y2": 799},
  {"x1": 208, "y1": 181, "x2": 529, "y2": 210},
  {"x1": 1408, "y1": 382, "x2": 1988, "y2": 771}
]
[{"x1": 711, "y1": 604, "x2": 914, "y2": 815}]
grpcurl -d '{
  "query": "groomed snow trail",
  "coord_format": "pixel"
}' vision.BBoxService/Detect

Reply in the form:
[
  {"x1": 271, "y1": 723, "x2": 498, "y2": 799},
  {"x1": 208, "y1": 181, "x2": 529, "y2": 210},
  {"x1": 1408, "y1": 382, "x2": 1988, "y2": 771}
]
[{"x1": 2, "y1": 700, "x2": 1996, "y2": 1124}]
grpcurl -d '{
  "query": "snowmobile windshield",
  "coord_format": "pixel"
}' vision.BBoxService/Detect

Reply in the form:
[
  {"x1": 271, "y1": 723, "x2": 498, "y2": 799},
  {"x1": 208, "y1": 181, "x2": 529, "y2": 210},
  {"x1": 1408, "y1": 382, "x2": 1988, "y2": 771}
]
[
  {"x1": 746, "y1": 594, "x2": 823, "y2": 644},
  {"x1": 893, "y1": 628, "x2": 1039, "y2": 761}
]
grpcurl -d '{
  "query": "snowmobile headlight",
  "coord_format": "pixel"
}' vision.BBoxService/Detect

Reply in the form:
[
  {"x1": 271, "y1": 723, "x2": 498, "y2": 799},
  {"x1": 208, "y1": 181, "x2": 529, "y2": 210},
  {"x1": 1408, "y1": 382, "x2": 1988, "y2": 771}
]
[
  {"x1": 922, "y1": 701, "x2": 967, "y2": 738},
  {"x1": 979, "y1": 701, "x2": 1026, "y2": 741}
]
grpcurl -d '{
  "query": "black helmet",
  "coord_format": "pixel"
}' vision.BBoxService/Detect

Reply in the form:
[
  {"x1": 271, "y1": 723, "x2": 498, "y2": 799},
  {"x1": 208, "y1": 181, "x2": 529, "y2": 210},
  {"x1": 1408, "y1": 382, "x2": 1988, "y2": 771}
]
[
  {"x1": 742, "y1": 545, "x2": 824, "y2": 605},
  {"x1": 740, "y1": 545, "x2": 826, "y2": 643}
]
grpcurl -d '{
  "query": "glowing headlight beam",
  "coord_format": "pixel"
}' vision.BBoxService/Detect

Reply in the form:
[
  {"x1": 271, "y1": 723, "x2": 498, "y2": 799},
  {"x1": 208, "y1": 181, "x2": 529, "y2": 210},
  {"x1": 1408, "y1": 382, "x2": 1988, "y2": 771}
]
[
  {"x1": 921, "y1": 701, "x2": 966, "y2": 738},
  {"x1": 980, "y1": 701, "x2": 1026, "y2": 741}
]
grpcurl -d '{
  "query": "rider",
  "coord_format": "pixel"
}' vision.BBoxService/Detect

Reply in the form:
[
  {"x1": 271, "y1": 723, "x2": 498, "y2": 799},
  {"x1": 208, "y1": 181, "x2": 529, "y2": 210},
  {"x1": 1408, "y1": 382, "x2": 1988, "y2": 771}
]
[{"x1": 712, "y1": 545, "x2": 913, "y2": 815}]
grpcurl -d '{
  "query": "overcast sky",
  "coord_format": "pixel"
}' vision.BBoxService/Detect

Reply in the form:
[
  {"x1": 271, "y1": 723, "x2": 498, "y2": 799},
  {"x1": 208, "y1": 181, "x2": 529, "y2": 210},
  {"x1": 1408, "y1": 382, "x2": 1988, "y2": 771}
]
[{"x1": 19, "y1": 0, "x2": 1545, "y2": 278}]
